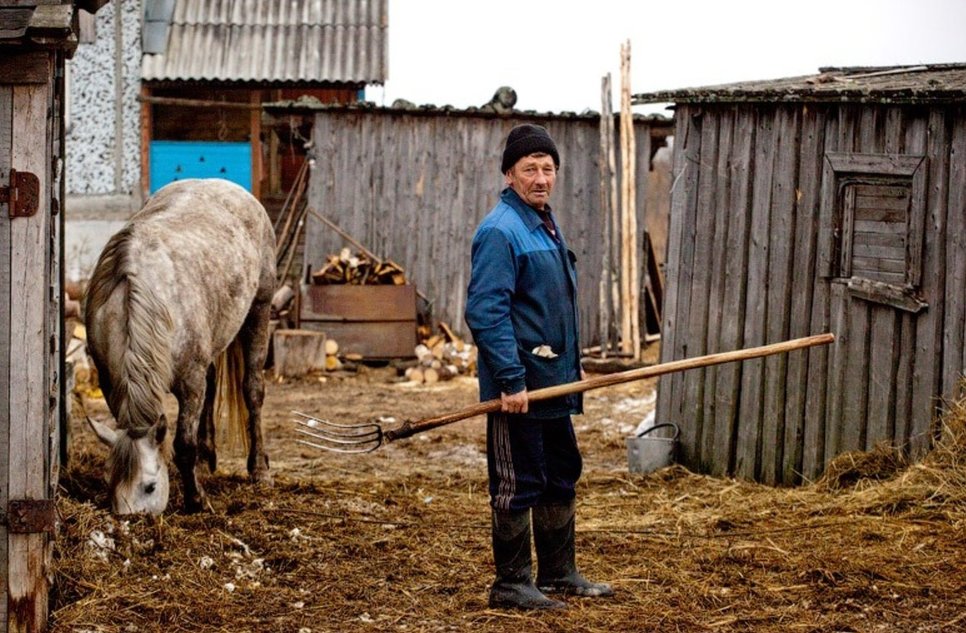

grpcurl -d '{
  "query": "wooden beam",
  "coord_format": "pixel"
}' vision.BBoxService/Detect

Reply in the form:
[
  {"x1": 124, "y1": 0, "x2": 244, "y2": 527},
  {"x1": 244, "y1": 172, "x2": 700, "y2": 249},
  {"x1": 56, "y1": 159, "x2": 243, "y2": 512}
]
[
  {"x1": 250, "y1": 90, "x2": 261, "y2": 199},
  {"x1": 620, "y1": 40, "x2": 640, "y2": 359},
  {"x1": 9, "y1": 78, "x2": 52, "y2": 633},
  {"x1": 139, "y1": 84, "x2": 151, "y2": 199},
  {"x1": 0, "y1": 52, "x2": 49, "y2": 84}
]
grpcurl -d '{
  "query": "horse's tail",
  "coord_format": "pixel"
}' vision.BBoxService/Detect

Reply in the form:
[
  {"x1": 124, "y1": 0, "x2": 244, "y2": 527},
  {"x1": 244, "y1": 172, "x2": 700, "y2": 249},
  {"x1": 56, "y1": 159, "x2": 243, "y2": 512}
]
[
  {"x1": 85, "y1": 226, "x2": 174, "y2": 436},
  {"x1": 214, "y1": 337, "x2": 250, "y2": 451}
]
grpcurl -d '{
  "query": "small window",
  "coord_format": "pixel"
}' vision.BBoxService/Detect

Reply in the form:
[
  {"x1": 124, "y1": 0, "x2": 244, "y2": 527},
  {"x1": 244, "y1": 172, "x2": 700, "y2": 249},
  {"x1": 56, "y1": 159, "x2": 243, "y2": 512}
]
[
  {"x1": 820, "y1": 152, "x2": 927, "y2": 312},
  {"x1": 840, "y1": 180, "x2": 910, "y2": 285}
]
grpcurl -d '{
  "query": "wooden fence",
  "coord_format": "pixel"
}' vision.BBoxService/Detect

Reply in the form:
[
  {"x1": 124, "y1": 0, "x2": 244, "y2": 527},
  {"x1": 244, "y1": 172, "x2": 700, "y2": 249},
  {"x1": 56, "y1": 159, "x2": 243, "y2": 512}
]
[{"x1": 303, "y1": 107, "x2": 671, "y2": 345}]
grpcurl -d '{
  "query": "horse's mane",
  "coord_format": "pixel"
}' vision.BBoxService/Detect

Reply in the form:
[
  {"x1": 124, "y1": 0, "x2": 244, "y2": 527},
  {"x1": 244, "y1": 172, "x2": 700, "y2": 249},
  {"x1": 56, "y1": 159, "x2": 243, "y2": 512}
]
[{"x1": 85, "y1": 224, "x2": 174, "y2": 483}]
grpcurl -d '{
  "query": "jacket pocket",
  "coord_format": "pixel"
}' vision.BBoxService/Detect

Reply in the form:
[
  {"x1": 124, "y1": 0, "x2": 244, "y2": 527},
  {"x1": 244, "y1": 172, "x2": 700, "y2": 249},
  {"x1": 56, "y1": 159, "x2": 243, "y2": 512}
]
[{"x1": 519, "y1": 345, "x2": 569, "y2": 392}]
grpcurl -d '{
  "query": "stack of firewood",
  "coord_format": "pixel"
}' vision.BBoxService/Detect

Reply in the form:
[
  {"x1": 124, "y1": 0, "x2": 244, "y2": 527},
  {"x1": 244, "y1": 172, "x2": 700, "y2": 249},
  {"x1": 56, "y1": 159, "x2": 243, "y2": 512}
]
[
  {"x1": 404, "y1": 323, "x2": 478, "y2": 384},
  {"x1": 311, "y1": 248, "x2": 407, "y2": 286}
]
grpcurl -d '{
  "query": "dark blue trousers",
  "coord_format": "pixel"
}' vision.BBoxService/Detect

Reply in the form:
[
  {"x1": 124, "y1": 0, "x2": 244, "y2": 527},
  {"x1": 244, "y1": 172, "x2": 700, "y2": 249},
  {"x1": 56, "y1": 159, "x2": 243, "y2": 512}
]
[{"x1": 487, "y1": 412, "x2": 583, "y2": 511}]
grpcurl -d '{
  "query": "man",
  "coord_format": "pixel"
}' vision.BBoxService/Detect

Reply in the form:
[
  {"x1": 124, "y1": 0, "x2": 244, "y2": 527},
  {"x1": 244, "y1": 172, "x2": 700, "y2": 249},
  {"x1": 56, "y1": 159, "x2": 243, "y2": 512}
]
[{"x1": 465, "y1": 123, "x2": 613, "y2": 610}]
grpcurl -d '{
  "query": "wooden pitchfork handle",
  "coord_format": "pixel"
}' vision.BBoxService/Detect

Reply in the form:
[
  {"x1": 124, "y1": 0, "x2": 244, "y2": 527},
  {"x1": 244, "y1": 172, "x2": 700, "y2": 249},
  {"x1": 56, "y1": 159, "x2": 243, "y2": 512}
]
[{"x1": 383, "y1": 333, "x2": 835, "y2": 443}]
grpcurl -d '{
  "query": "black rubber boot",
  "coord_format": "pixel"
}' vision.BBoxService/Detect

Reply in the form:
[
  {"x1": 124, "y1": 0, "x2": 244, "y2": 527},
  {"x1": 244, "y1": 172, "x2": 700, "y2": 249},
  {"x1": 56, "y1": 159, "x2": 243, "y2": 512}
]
[
  {"x1": 489, "y1": 508, "x2": 567, "y2": 610},
  {"x1": 534, "y1": 500, "x2": 614, "y2": 597}
]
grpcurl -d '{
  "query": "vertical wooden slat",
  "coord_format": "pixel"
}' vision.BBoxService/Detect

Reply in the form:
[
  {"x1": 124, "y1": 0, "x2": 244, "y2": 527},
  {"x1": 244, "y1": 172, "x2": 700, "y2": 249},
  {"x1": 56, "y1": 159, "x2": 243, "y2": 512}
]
[
  {"x1": 701, "y1": 107, "x2": 735, "y2": 474},
  {"x1": 787, "y1": 103, "x2": 827, "y2": 483},
  {"x1": 9, "y1": 79, "x2": 51, "y2": 633},
  {"x1": 942, "y1": 108, "x2": 966, "y2": 418},
  {"x1": 139, "y1": 84, "x2": 151, "y2": 199},
  {"x1": 866, "y1": 306, "x2": 899, "y2": 449},
  {"x1": 681, "y1": 108, "x2": 719, "y2": 469},
  {"x1": 908, "y1": 108, "x2": 950, "y2": 458},
  {"x1": 760, "y1": 105, "x2": 800, "y2": 484},
  {"x1": 656, "y1": 109, "x2": 701, "y2": 466},
  {"x1": 823, "y1": 104, "x2": 860, "y2": 464},
  {"x1": 735, "y1": 106, "x2": 777, "y2": 480},
  {"x1": 0, "y1": 83, "x2": 12, "y2": 630},
  {"x1": 712, "y1": 106, "x2": 755, "y2": 477}
]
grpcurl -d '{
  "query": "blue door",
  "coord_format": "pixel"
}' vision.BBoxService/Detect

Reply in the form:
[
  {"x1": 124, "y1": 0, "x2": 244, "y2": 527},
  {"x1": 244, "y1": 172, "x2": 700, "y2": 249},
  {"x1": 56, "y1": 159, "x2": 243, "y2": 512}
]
[{"x1": 149, "y1": 140, "x2": 252, "y2": 193}]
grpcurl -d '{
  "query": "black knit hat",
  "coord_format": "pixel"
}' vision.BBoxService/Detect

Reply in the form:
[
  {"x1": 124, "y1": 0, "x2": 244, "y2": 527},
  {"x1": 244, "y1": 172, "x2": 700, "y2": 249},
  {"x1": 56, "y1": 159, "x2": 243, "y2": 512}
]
[{"x1": 500, "y1": 124, "x2": 560, "y2": 173}]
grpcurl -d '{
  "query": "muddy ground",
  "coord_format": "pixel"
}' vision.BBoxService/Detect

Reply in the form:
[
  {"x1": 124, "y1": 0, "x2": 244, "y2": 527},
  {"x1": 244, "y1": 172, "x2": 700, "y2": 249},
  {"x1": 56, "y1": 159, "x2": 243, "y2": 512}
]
[{"x1": 52, "y1": 351, "x2": 966, "y2": 633}]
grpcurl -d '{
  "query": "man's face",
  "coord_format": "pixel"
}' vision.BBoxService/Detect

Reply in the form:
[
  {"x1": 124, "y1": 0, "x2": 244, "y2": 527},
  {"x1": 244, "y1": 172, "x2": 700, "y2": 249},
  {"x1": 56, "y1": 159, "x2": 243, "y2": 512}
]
[{"x1": 505, "y1": 153, "x2": 557, "y2": 210}]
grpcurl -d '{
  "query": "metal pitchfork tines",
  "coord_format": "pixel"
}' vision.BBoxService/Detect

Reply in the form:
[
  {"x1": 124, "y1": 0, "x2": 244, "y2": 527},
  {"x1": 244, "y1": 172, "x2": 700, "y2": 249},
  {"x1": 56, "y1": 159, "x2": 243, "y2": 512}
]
[
  {"x1": 293, "y1": 333, "x2": 836, "y2": 454},
  {"x1": 294, "y1": 412, "x2": 383, "y2": 453}
]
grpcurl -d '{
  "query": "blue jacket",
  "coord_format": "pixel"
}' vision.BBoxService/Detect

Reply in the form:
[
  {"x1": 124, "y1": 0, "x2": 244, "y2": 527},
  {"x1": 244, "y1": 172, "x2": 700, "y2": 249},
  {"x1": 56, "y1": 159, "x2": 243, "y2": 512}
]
[{"x1": 465, "y1": 187, "x2": 582, "y2": 418}]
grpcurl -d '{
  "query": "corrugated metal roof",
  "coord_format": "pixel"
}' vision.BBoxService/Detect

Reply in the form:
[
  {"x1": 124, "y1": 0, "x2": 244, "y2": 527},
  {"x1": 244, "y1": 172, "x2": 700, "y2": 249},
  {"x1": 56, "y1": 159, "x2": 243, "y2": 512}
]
[
  {"x1": 141, "y1": 0, "x2": 387, "y2": 85},
  {"x1": 633, "y1": 63, "x2": 966, "y2": 105}
]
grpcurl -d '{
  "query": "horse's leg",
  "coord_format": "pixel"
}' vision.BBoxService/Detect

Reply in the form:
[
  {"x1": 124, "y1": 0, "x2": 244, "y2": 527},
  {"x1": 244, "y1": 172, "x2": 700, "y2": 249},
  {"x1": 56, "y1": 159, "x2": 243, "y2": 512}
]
[
  {"x1": 197, "y1": 363, "x2": 218, "y2": 473},
  {"x1": 239, "y1": 297, "x2": 272, "y2": 485},
  {"x1": 172, "y1": 365, "x2": 210, "y2": 513}
]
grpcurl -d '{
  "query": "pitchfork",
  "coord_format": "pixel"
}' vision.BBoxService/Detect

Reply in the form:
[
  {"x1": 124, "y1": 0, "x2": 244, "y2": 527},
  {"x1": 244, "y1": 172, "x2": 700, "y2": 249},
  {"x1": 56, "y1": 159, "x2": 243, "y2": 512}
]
[{"x1": 294, "y1": 333, "x2": 834, "y2": 454}]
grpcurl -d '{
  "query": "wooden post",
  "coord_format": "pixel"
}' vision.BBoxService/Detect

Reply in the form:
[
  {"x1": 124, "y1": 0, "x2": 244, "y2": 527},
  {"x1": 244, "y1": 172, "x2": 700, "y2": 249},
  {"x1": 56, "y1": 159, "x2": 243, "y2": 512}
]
[
  {"x1": 8, "y1": 75, "x2": 53, "y2": 633},
  {"x1": 598, "y1": 74, "x2": 615, "y2": 357},
  {"x1": 619, "y1": 40, "x2": 640, "y2": 360},
  {"x1": 139, "y1": 84, "x2": 152, "y2": 198},
  {"x1": 250, "y1": 89, "x2": 262, "y2": 199}
]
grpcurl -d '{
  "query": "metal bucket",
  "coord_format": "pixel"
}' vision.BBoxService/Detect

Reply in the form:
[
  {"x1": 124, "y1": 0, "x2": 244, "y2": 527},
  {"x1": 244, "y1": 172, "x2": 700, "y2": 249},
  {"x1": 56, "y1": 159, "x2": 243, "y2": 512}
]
[{"x1": 626, "y1": 422, "x2": 679, "y2": 474}]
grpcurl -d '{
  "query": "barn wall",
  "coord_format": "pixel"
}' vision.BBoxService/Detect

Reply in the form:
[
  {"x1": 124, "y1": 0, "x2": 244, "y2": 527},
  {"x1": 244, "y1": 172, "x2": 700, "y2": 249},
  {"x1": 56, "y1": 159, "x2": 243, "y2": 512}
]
[
  {"x1": 657, "y1": 102, "x2": 966, "y2": 484},
  {"x1": 304, "y1": 110, "x2": 662, "y2": 345}
]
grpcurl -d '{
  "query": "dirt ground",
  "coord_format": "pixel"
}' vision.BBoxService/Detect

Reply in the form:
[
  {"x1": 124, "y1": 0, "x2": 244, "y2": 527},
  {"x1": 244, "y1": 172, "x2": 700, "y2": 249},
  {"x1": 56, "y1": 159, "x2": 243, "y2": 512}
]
[{"x1": 52, "y1": 349, "x2": 966, "y2": 633}]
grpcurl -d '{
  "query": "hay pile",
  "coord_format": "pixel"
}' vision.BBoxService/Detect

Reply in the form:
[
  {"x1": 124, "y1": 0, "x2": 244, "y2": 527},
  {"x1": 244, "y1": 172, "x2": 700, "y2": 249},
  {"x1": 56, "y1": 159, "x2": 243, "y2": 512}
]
[{"x1": 51, "y1": 381, "x2": 966, "y2": 632}]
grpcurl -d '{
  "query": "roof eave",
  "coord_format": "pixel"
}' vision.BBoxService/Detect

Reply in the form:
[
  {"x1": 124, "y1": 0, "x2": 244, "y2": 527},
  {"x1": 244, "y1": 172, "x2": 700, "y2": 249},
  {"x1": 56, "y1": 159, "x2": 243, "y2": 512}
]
[{"x1": 632, "y1": 90, "x2": 966, "y2": 106}]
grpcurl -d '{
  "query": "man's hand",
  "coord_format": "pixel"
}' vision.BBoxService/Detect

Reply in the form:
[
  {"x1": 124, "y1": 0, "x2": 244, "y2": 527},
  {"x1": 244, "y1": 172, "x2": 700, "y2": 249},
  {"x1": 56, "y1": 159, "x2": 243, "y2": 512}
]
[{"x1": 501, "y1": 389, "x2": 529, "y2": 414}]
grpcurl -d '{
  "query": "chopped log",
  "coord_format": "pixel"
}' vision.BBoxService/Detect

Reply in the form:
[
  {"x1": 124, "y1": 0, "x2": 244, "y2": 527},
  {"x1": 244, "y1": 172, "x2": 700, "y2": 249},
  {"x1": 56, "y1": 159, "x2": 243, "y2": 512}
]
[
  {"x1": 324, "y1": 338, "x2": 340, "y2": 356},
  {"x1": 345, "y1": 352, "x2": 363, "y2": 362},
  {"x1": 438, "y1": 321, "x2": 458, "y2": 342},
  {"x1": 423, "y1": 367, "x2": 439, "y2": 385},
  {"x1": 409, "y1": 367, "x2": 424, "y2": 383},
  {"x1": 414, "y1": 344, "x2": 433, "y2": 364},
  {"x1": 325, "y1": 354, "x2": 342, "y2": 371},
  {"x1": 272, "y1": 284, "x2": 295, "y2": 313},
  {"x1": 437, "y1": 364, "x2": 458, "y2": 381},
  {"x1": 273, "y1": 329, "x2": 327, "y2": 377},
  {"x1": 431, "y1": 341, "x2": 446, "y2": 360}
]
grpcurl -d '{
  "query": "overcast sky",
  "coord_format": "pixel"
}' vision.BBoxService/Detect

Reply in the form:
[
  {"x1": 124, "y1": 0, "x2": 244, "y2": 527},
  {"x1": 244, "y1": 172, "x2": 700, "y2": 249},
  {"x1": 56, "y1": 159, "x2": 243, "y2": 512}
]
[{"x1": 372, "y1": 0, "x2": 966, "y2": 115}]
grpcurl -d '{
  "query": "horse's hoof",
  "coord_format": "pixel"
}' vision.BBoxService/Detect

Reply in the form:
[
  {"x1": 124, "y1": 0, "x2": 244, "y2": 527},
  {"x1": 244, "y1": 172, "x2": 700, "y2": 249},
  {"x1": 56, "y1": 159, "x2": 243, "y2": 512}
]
[
  {"x1": 183, "y1": 494, "x2": 210, "y2": 514},
  {"x1": 251, "y1": 469, "x2": 273, "y2": 488},
  {"x1": 200, "y1": 449, "x2": 217, "y2": 473}
]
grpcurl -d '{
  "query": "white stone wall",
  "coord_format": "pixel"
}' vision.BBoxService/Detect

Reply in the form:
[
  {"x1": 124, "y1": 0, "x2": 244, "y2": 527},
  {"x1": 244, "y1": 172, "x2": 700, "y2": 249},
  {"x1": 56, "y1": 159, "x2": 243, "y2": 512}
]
[{"x1": 66, "y1": 0, "x2": 142, "y2": 196}]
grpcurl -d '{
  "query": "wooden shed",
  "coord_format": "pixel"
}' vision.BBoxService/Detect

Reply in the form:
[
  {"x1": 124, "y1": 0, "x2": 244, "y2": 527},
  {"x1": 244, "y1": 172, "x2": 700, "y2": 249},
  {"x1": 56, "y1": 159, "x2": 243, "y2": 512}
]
[
  {"x1": 634, "y1": 63, "x2": 966, "y2": 485},
  {"x1": 263, "y1": 101, "x2": 674, "y2": 348},
  {"x1": 1, "y1": 2, "x2": 107, "y2": 630}
]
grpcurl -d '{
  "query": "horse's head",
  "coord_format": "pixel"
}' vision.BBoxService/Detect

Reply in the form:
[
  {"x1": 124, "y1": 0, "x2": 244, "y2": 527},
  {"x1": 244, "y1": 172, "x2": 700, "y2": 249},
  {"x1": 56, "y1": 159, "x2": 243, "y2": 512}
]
[{"x1": 88, "y1": 416, "x2": 171, "y2": 515}]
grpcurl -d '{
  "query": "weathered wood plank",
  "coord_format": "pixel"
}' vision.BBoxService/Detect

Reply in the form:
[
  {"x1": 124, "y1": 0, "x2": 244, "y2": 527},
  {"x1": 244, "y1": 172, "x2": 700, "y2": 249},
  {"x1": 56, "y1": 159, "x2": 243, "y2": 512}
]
[
  {"x1": 656, "y1": 108, "x2": 701, "y2": 466},
  {"x1": 822, "y1": 104, "x2": 861, "y2": 465},
  {"x1": 681, "y1": 107, "x2": 719, "y2": 470},
  {"x1": 712, "y1": 106, "x2": 755, "y2": 477},
  {"x1": 9, "y1": 79, "x2": 52, "y2": 633},
  {"x1": 701, "y1": 106, "x2": 735, "y2": 475},
  {"x1": 943, "y1": 109, "x2": 966, "y2": 414},
  {"x1": 0, "y1": 83, "x2": 12, "y2": 631},
  {"x1": 735, "y1": 106, "x2": 778, "y2": 480},
  {"x1": 760, "y1": 105, "x2": 800, "y2": 484},
  {"x1": 0, "y1": 51, "x2": 50, "y2": 84},
  {"x1": 788, "y1": 103, "x2": 827, "y2": 483},
  {"x1": 909, "y1": 108, "x2": 950, "y2": 458},
  {"x1": 866, "y1": 305, "x2": 898, "y2": 450}
]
